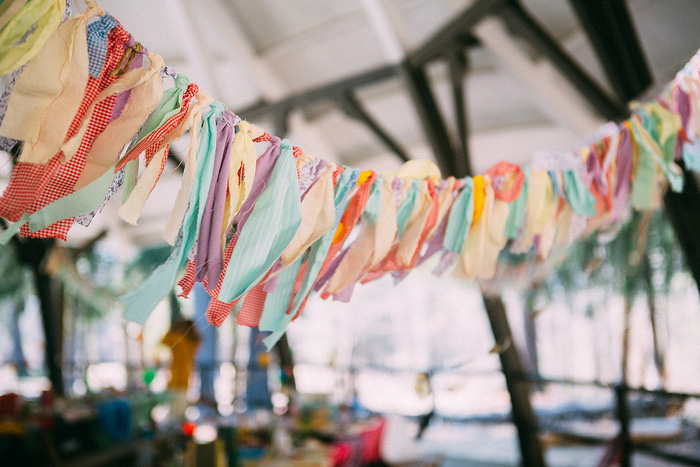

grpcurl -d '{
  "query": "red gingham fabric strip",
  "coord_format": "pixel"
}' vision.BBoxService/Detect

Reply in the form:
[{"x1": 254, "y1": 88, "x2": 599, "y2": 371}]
[
  {"x1": 237, "y1": 281, "x2": 267, "y2": 328},
  {"x1": 287, "y1": 260, "x2": 308, "y2": 315},
  {"x1": 0, "y1": 26, "x2": 129, "y2": 225},
  {"x1": 178, "y1": 258, "x2": 196, "y2": 298},
  {"x1": 21, "y1": 96, "x2": 118, "y2": 239},
  {"x1": 253, "y1": 133, "x2": 271, "y2": 143},
  {"x1": 0, "y1": 156, "x2": 61, "y2": 221},
  {"x1": 116, "y1": 83, "x2": 199, "y2": 172},
  {"x1": 65, "y1": 26, "x2": 128, "y2": 139},
  {"x1": 206, "y1": 297, "x2": 240, "y2": 327},
  {"x1": 19, "y1": 27, "x2": 131, "y2": 239}
]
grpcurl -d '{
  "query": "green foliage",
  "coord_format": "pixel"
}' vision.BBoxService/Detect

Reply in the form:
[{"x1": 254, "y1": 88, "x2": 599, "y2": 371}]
[{"x1": 545, "y1": 210, "x2": 684, "y2": 303}]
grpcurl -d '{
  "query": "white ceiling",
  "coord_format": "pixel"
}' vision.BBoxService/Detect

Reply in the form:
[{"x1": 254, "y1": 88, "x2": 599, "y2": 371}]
[{"x1": 2, "y1": 0, "x2": 700, "y2": 248}]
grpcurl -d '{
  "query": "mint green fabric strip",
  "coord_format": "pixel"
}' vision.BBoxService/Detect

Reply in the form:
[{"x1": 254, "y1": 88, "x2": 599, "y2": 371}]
[
  {"x1": 663, "y1": 133, "x2": 677, "y2": 166},
  {"x1": 136, "y1": 75, "x2": 189, "y2": 143},
  {"x1": 121, "y1": 246, "x2": 185, "y2": 324},
  {"x1": 217, "y1": 140, "x2": 302, "y2": 303},
  {"x1": 258, "y1": 258, "x2": 303, "y2": 335},
  {"x1": 0, "y1": 213, "x2": 28, "y2": 245},
  {"x1": 505, "y1": 168, "x2": 528, "y2": 239},
  {"x1": 631, "y1": 143, "x2": 656, "y2": 210},
  {"x1": 263, "y1": 327, "x2": 289, "y2": 350},
  {"x1": 28, "y1": 165, "x2": 117, "y2": 232},
  {"x1": 396, "y1": 179, "x2": 420, "y2": 239},
  {"x1": 630, "y1": 120, "x2": 684, "y2": 205},
  {"x1": 362, "y1": 176, "x2": 382, "y2": 226},
  {"x1": 563, "y1": 169, "x2": 597, "y2": 217},
  {"x1": 683, "y1": 139, "x2": 700, "y2": 172},
  {"x1": 121, "y1": 160, "x2": 138, "y2": 203},
  {"x1": 194, "y1": 103, "x2": 225, "y2": 229},
  {"x1": 443, "y1": 178, "x2": 473, "y2": 252},
  {"x1": 122, "y1": 104, "x2": 222, "y2": 324}
]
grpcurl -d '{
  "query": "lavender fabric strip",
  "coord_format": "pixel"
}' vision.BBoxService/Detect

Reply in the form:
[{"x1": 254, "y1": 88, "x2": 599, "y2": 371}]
[
  {"x1": 676, "y1": 88, "x2": 691, "y2": 161},
  {"x1": 416, "y1": 217, "x2": 448, "y2": 267},
  {"x1": 612, "y1": 126, "x2": 632, "y2": 219},
  {"x1": 333, "y1": 280, "x2": 356, "y2": 302},
  {"x1": 313, "y1": 247, "x2": 350, "y2": 293},
  {"x1": 236, "y1": 137, "x2": 283, "y2": 232},
  {"x1": 433, "y1": 250, "x2": 458, "y2": 276},
  {"x1": 196, "y1": 111, "x2": 236, "y2": 285}
]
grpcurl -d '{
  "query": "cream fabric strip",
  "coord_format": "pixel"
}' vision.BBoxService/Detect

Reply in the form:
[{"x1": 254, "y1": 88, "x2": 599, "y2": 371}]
[
  {"x1": 454, "y1": 175, "x2": 493, "y2": 281},
  {"x1": 220, "y1": 120, "x2": 257, "y2": 247},
  {"x1": 395, "y1": 180, "x2": 433, "y2": 267},
  {"x1": 514, "y1": 170, "x2": 552, "y2": 253},
  {"x1": 117, "y1": 145, "x2": 167, "y2": 225},
  {"x1": 118, "y1": 90, "x2": 213, "y2": 225},
  {"x1": 73, "y1": 54, "x2": 166, "y2": 189},
  {"x1": 325, "y1": 221, "x2": 375, "y2": 294},
  {"x1": 428, "y1": 177, "x2": 456, "y2": 238},
  {"x1": 163, "y1": 110, "x2": 206, "y2": 245},
  {"x1": 370, "y1": 178, "x2": 398, "y2": 268},
  {"x1": 279, "y1": 165, "x2": 335, "y2": 266},
  {"x1": 0, "y1": 14, "x2": 89, "y2": 164},
  {"x1": 477, "y1": 198, "x2": 509, "y2": 279}
]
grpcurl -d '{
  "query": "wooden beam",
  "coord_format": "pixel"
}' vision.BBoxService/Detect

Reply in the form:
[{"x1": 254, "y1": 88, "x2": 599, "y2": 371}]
[{"x1": 482, "y1": 294, "x2": 545, "y2": 467}]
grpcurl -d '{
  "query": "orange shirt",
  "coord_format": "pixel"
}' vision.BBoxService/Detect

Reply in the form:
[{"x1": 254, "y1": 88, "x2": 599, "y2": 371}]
[{"x1": 162, "y1": 330, "x2": 199, "y2": 390}]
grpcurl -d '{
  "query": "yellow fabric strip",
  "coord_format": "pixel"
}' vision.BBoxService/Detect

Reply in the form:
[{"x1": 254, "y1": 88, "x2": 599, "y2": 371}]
[
  {"x1": 454, "y1": 175, "x2": 493, "y2": 281},
  {"x1": 0, "y1": 0, "x2": 66, "y2": 75},
  {"x1": 0, "y1": 1, "x2": 27, "y2": 31},
  {"x1": 471, "y1": 175, "x2": 485, "y2": 223},
  {"x1": 117, "y1": 145, "x2": 168, "y2": 225},
  {"x1": 386, "y1": 159, "x2": 441, "y2": 180}
]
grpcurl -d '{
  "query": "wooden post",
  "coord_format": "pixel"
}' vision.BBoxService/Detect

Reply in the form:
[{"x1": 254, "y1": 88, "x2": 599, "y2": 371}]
[
  {"x1": 664, "y1": 163, "x2": 700, "y2": 292},
  {"x1": 614, "y1": 384, "x2": 632, "y2": 467},
  {"x1": 482, "y1": 294, "x2": 545, "y2": 467},
  {"x1": 13, "y1": 237, "x2": 65, "y2": 396}
]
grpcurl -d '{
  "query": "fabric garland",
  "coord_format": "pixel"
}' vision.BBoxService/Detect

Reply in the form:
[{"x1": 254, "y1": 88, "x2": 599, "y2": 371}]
[{"x1": 1, "y1": 2, "x2": 700, "y2": 348}]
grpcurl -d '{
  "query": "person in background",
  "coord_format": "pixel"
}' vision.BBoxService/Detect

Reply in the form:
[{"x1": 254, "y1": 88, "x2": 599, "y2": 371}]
[{"x1": 162, "y1": 318, "x2": 201, "y2": 421}]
